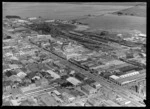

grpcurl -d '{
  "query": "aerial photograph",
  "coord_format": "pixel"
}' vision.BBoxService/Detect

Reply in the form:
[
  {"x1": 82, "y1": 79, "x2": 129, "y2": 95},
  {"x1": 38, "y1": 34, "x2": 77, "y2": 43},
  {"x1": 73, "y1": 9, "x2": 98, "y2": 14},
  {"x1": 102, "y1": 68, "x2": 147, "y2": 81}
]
[{"x1": 2, "y1": 2, "x2": 146, "y2": 106}]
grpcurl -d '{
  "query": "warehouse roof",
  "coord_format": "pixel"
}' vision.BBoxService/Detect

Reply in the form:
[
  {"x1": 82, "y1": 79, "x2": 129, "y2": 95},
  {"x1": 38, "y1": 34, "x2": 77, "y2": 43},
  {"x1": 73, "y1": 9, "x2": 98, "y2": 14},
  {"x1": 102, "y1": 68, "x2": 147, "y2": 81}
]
[
  {"x1": 109, "y1": 75, "x2": 120, "y2": 80},
  {"x1": 117, "y1": 73, "x2": 146, "y2": 85},
  {"x1": 67, "y1": 77, "x2": 81, "y2": 86},
  {"x1": 82, "y1": 84, "x2": 95, "y2": 91},
  {"x1": 47, "y1": 70, "x2": 60, "y2": 79}
]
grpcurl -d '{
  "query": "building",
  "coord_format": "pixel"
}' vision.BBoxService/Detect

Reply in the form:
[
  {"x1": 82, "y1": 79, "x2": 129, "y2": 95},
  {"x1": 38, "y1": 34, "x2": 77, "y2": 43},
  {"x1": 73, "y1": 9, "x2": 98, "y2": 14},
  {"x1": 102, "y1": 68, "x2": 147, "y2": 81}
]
[
  {"x1": 119, "y1": 70, "x2": 139, "y2": 79},
  {"x1": 66, "y1": 77, "x2": 81, "y2": 86},
  {"x1": 40, "y1": 94, "x2": 58, "y2": 106},
  {"x1": 62, "y1": 92, "x2": 76, "y2": 102},
  {"x1": 45, "y1": 19, "x2": 55, "y2": 22},
  {"x1": 10, "y1": 99, "x2": 21, "y2": 106},
  {"x1": 46, "y1": 70, "x2": 60, "y2": 79},
  {"x1": 16, "y1": 71, "x2": 27, "y2": 79},
  {"x1": 109, "y1": 73, "x2": 146, "y2": 86},
  {"x1": 52, "y1": 90, "x2": 61, "y2": 96},
  {"x1": 91, "y1": 82, "x2": 101, "y2": 89},
  {"x1": 40, "y1": 78, "x2": 49, "y2": 86},
  {"x1": 75, "y1": 73, "x2": 86, "y2": 81},
  {"x1": 9, "y1": 64, "x2": 20, "y2": 69},
  {"x1": 81, "y1": 84, "x2": 96, "y2": 95},
  {"x1": 28, "y1": 17, "x2": 37, "y2": 20},
  {"x1": 20, "y1": 85, "x2": 41, "y2": 93}
]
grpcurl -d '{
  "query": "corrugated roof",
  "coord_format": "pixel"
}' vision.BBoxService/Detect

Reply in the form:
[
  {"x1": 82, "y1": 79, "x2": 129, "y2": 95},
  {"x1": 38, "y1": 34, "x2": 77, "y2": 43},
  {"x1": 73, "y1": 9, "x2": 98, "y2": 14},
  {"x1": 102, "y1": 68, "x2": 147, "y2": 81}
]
[
  {"x1": 82, "y1": 84, "x2": 95, "y2": 91},
  {"x1": 117, "y1": 73, "x2": 146, "y2": 84}
]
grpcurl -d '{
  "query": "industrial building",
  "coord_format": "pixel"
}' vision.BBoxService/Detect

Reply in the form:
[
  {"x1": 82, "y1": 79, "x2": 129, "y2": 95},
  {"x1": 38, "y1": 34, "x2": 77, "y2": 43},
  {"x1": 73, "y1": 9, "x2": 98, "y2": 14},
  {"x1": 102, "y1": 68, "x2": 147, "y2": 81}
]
[
  {"x1": 66, "y1": 77, "x2": 82, "y2": 86},
  {"x1": 46, "y1": 70, "x2": 60, "y2": 79},
  {"x1": 109, "y1": 73, "x2": 146, "y2": 86},
  {"x1": 81, "y1": 84, "x2": 96, "y2": 95}
]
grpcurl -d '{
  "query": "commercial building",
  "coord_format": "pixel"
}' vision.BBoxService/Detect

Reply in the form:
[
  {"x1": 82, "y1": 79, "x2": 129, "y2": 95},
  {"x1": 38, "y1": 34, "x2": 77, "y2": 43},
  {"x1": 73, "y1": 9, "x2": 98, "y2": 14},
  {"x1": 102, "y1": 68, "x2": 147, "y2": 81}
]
[
  {"x1": 66, "y1": 77, "x2": 81, "y2": 86},
  {"x1": 62, "y1": 92, "x2": 76, "y2": 102},
  {"x1": 119, "y1": 70, "x2": 139, "y2": 79},
  {"x1": 91, "y1": 82, "x2": 101, "y2": 89},
  {"x1": 81, "y1": 84, "x2": 96, "y2": 95},
  {"x1": 20, "y1": 85, "x2": 41, "y2": 93},
  {"x1": 28, "y1": 17, "x2": 37, "y2": 20},
  {"x1": 46, "y1": 70, "x2": 60, "y2": 79}
]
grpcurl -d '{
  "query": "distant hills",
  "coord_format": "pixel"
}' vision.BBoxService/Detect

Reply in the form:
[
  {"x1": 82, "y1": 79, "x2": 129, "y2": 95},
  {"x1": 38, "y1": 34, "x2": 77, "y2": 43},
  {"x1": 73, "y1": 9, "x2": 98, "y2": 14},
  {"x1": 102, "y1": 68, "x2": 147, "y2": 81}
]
[{"x1": 112, "y1": 3, "x2": 146, "y2": 17}]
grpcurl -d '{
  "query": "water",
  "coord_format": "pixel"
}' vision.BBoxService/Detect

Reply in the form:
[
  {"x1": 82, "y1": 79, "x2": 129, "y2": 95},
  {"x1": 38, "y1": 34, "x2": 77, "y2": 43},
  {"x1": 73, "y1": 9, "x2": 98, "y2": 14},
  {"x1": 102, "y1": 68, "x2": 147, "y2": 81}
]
[
  {"x1": 3, "y1": 2, "x2": 132, "y2": 20},
  {"x1": 3, "y1": 3, "x2": 146, "y2": 34},
  {"x1": 78, "y1": 14, "x2": 146, "y2": 34}
]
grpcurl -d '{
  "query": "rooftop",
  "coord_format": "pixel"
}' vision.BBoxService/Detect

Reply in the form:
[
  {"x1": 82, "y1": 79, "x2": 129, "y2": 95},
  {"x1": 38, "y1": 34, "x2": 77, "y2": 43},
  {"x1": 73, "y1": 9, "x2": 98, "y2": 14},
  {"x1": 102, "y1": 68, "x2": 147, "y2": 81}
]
[
  {"x1": 40, "y1": 94, "x2": 57, "y2": 106},
  {"x1": 66, "y1": 77, "x2": 81, "y2": 86},
  {"x1": 117, "y1": 73, "x2": 146, "y2": 85}
]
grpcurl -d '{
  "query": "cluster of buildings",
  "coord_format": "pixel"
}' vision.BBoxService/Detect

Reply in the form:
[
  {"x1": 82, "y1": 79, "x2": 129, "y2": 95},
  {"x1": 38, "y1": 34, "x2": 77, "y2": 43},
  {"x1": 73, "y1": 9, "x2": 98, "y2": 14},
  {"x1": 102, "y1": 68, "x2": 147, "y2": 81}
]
[{"x1": 3, "y1": 16, "x2": 146, "y2": 106}]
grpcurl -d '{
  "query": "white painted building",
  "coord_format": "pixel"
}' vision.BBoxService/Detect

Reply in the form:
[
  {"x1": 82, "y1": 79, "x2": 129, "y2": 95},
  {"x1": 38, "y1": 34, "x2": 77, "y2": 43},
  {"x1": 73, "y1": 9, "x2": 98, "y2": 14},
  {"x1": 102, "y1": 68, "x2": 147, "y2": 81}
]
[
  {"x1": 47, "y1": 70, "x2": 60, "y2": 79},
  {"x1": 10, "y1": 99, "x2": 21, "y2": 106},
  {"x1": 119, "y1": 71, "x2": 139, "y2": 79},
  {"x1": 67, "y1": 77, "x2": 81, "y2": 86},
  {"x1": 109, "y1": 75, "x2": 120, "y2": 80},
  {"x1": 17, "y1": 71, "x2": 27, "y2": 78},
  {"x1": 28, "y1": 17, "x2": 37, "y2": 20}
]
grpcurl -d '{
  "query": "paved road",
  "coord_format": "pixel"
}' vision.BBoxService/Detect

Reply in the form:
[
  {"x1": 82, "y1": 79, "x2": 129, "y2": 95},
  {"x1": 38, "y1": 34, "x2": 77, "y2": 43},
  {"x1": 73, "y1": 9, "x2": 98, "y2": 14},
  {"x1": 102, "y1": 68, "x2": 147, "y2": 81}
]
[{"x1": 24, "y1": 86, "x2": 55, "y2": 97}]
